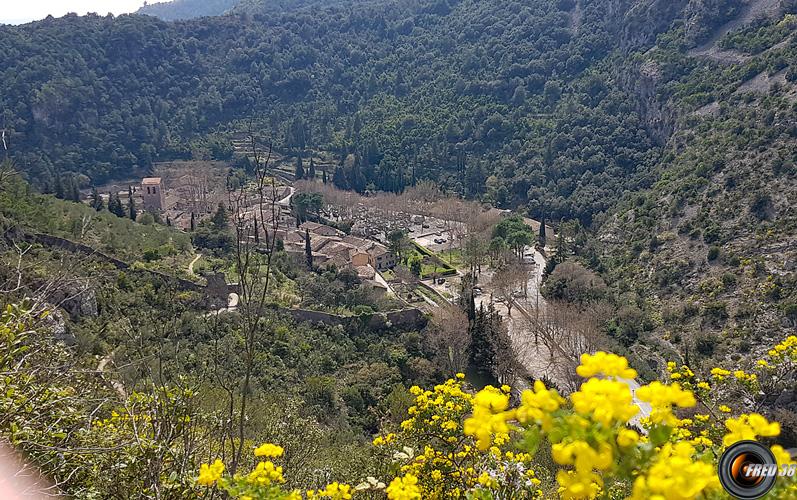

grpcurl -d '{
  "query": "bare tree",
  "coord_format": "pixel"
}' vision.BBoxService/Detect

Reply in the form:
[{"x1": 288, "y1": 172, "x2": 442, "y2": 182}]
[
  {"x1": 523, "y1": 301, "x2": 611, "y2": 393},
  {"x1": 220, "y1": 118, "x2": 282, "y2": 474},
  {"x1": 492, "y1": 263, "x2": 522, "y2": 317},
  {"x1": 429, "y1": 305, "x2": 470, "y2": 374}
]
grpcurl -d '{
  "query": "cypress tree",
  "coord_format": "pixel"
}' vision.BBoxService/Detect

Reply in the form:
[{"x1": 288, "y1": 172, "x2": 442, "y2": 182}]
[
  {"x1": 332, "y1": 166, "x2": 347, "y2": 189},
  {"x1": 538, "y1": 214, "x2": 547, "y2": 248},
  {"x1": 469, "y1": 303, "x2": 495, "y2": 376},
  {"x1": 54, "y1": 174, "x2": 64, "y2": 199},
  {"x1": 322, "y1": 168, "x2": 328, "y2": 184},
  {"x1": 68, "y1": 176, "x2": 80, "y2": 202},
  {"x1": 304, "y1": 229, "x2": 313, "y2": 270},
  {"x1": 295, "y1": 155, "x2": 305, "y2": 180},
  {"x1": 190, "y1": 212, "x2": 196, "y2": 231},
  {"x1": 212, "y1": 202, "x2": 227, "y2": 229},
  {"x1": 128, "y1": 186, "x2": 137, "y2": 221},
  {"x1": 253, "y1": 214, "x2": 259, "y2": 243},
  {"x1": 90, "y1": 187, "x2": 104, "y2": 211},
  {"x1": 308, "y1": 156, "x2": 316, "y2": 180},
  {"x1": 109, "y1": 192, "x2": 125, "y2": 217}
]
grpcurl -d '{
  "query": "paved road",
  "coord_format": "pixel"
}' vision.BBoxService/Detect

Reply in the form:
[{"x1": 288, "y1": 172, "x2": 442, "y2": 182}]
[{"x1": 475, "y1": 246, "x2": 653, "y2": 422}]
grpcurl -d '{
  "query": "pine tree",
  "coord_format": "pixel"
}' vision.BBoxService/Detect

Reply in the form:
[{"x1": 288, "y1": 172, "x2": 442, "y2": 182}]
[
  {"x1": 294, "y1": 155, "x2": 305, "y2": 180},
  {"x1": 128, "y1": 186, "x2": 137, "y2": 221},
  {"x1": 304, "y1": 229, "x2": 313, "y2": 270}
]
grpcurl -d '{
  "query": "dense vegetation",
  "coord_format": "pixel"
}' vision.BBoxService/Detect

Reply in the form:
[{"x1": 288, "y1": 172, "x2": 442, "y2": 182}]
[
  {"x1": 2, "y1": 0, "x2": 797, "y2": 496},
  {"x1": 137, "y1": 0, "x2": 241, "y2": 20},
  {"x1": 3, "y1": 0, "x2": 773, "y2": 223}
]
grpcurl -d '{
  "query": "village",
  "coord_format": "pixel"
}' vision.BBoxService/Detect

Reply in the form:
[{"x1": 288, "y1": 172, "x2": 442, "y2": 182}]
[{"x1": 80, "y1": 146, "x2": 622, "y2": 395}]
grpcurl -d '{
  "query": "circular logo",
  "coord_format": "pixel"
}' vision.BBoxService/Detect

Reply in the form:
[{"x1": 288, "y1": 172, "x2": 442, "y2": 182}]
[{"x1": 718, "y1": 441, "x2": 778, "y2": 499}]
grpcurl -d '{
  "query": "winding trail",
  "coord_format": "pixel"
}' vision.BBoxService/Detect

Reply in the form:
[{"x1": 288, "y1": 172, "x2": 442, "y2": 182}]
[{"x1": 188, "y1": 253, "x2": 202, "y2": 276}]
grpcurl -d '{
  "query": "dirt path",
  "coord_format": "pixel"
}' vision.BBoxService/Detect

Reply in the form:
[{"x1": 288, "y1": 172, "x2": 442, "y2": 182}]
[{"x1": 188, "y1": 253, "x2": 202, "y2": 276}]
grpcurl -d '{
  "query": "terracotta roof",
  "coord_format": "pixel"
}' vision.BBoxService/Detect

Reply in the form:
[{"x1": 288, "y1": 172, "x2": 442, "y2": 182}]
[{"x1": 354, "y1": 265, "x2": 376, "y2": 280}]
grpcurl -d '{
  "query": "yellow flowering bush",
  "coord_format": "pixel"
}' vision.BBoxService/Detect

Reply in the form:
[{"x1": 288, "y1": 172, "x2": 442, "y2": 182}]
[{"x1": 195, "y1": 336, "x2": 797, "y2": 499}]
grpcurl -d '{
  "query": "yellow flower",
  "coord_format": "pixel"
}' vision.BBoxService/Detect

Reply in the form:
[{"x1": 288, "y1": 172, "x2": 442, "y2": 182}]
[
  {"x1": 308, "y1": 482, "x2": 352, "y2": 499},
  {"x1": 617, "y1": 429, "x2": 640, "y2": 448},
  {"x1": 477, "y1": 471, "x2": 496, "y2": 487},
  {"x1": 386, "y1": 474, "x2": 421, "y2": 500},
  {"x1": 197, "y1": 459, "x2": 224, "y2": 486},
  {"x1": 771, "y1": 445, "x2": 796, "y2": 467},
  {"x1": 696, "y1": 382, "x2": 710, "y2": 390},
  {"x1": 723, "y1": 414, "x2": 780, "y2": 447},
  {"x1": 463, "y1": 386, "x2": 511, "y2": 450},
  {"x1": 247, "y1": 460, "x2": 285, "y2": 486},
  {"x1": 254, "y1": 442, "x2": 284, "y2": 458},
  {"x1": 576, "y1": 352, "x2": 637, "y2": 379},
  {"x1": 710, "y1": 367, "x2": 731, "y2": 380},
  {"x1": 556, "y1": 469, "x2": 602, "y2": 499},
  {"x1": 515, "y1": 380, "x2": 564, "y2": 428},
  {"x1": 636, "y1": 381, "x2": 695, "y2": 426},
  {"x1": 456, "y1": 372, "x2": 465, "y2": 379},
  {"x1": 431, "y1": 469, "x2": 442, "y2": 481},
  {"x1": 570, "y1": 378, "x2": 638, "y2": 426},
  {"x1": 552, "y1": 440, "x2": 613, "y2": 474},
  {"x1": 718, "y1": 405, "x2": 731, "y2": 413},
  {"x1": 630, "y1": 442, "x2": 720, "y2": 499}
]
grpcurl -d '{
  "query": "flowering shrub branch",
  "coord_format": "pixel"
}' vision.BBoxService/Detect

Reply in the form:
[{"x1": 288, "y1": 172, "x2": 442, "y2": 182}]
[{"x1": 195, "y1": 338, "x2": 797, "y2": 499}]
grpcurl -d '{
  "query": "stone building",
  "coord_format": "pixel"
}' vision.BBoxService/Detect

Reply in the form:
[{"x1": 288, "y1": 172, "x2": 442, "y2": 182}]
[{"x1": 141, "y1": 177, "x2": 166, "y2": 211}]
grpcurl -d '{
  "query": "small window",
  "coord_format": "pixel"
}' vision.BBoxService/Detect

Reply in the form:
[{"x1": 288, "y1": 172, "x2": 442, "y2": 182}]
[
  {"x1": 153, "y1": 188, "x2": 157, "y2": 194},
  {"x1": 147, "y1": 187, "x2": 151, "y2": 194}
]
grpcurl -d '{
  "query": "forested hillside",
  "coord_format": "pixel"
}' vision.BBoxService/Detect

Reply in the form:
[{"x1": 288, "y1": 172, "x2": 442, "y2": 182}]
[
  {"x1": 1, "y1": 0, "x2": 795, "y2": 340},
  {"x1": 2, "y1": 0, "x2": 797, "y2": 497},
  {"x1": 137, "y1": 0, "x2": 241, "y2": 20},
  {"x1": 5, "y1": 0, "x2": 780, "y2": 221}
]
